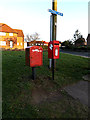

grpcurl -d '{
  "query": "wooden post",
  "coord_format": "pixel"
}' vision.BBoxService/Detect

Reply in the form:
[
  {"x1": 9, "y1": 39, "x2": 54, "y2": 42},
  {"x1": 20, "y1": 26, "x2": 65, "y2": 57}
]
[{"x1": 52, "y1": 0, "x2": 57, "y2": 80}]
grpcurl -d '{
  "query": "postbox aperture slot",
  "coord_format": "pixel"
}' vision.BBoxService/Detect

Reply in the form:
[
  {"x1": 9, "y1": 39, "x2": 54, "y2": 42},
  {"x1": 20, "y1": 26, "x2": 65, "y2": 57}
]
[{"x1": 54, "y1": 43, "x2": 59, "y2": 45}]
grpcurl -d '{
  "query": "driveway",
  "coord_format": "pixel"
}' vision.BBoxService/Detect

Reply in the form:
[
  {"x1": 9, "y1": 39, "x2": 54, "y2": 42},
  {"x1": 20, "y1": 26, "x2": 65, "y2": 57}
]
[{"x1": 60, "y1": 49, "x2": 90, "y2": 58}]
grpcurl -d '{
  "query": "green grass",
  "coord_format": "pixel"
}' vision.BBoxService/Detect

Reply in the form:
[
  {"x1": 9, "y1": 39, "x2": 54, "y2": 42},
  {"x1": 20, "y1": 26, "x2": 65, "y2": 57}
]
[{"x1": 2, "y1": 51, "x2": 89, "y2": 118}]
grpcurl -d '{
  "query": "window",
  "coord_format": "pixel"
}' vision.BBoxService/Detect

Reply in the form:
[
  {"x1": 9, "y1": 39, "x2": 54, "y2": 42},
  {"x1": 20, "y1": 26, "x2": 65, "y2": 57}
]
[
  {"x1": 10, "y1": 41, "x2": 13, "y2": 48},
  {"x1": 9, "y1": 33, "x2": 13, "y2": 36},
  {"x1": 0, "y1": 41, "x2": 6, "y2": 46},
  {"x1": 17, "y1": 43, "x2": 19, "y2": 45},
  {"x1": 0, "y1": 32, "x2": 6, "y2": 36}
]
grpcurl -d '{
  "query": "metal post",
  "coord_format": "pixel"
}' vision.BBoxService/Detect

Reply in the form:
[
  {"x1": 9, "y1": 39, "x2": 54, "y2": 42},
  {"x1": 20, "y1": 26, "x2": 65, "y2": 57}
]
[
  {"x1": 52, "y1": 0, "x2": 57, "y2": 80},
  {"x1": 49, "y1": 15, "x2": 52, "y2": 69},
  {"x1": 52, "y1": 58, "x2": 54, "y2": 80},
  {"x1": 32, "y1": 67, "x2": 36, "y2": 80}
]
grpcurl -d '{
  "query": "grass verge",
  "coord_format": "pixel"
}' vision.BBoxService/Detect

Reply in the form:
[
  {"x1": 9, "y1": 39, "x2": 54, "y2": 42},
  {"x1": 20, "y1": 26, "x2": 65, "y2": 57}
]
[{"x1": 2, "y1": 51, "x2": 89, "y2": 118}]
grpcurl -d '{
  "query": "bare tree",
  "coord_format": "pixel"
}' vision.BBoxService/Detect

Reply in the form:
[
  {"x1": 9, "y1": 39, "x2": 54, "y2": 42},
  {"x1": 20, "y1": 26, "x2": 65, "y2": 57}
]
[
  {"x1": 73, "y1": 29, "x2": 83, "y2": 44},
  {"x1": 26, "y1": 32, "x2": 40, "y2": 42},
  {"x1": 72, "y1": 29, "x2": 85, "y2": 46},
  {"x1": 73, "y1": 29, "x2": 82, "y2": 40}
]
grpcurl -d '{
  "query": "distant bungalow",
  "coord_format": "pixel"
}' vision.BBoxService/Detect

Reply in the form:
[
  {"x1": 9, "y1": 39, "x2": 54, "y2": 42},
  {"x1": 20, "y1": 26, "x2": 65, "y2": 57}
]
[
  {"x1": 0, "y1": 23, "x2": 24, "y2": 49},
  {"x1": 26, "y1": 40, "x2": 49, "y2": 46},
  {"x1": 87, "y1": 34, "x2": 90, "y2": 46}
]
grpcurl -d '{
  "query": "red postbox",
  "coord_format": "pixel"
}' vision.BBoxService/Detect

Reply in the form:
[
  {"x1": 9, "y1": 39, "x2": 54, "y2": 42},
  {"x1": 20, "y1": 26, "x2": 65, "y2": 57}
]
[
  {"x1": 25, "y1": 46, "x2": 43, "y2": 67},
  {"x1": 48, "y1": 40, "x2": 59, "y2": 59}
]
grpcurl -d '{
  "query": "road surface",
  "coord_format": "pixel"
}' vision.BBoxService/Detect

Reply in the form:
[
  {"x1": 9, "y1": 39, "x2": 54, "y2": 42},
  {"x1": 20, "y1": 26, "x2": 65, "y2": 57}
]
[{"x1": 60, "y1": 49, "x2": 90, "y2": 58}]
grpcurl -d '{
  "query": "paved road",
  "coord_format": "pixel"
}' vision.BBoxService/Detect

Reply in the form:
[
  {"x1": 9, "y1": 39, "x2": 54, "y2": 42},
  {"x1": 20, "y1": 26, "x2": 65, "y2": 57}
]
[
  {"x1": 64, "y1": 81, "x2": 89, "y2": 107},
  {"x1": 60, "y1": 50, "x2": 90, "y2": 58}
]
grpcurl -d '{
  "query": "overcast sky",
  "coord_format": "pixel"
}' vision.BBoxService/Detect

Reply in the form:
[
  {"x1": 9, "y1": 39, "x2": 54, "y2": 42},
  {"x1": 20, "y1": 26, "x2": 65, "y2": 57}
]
[{"x1": 0, "y1": 0, "x2": 89, "y2": 42}]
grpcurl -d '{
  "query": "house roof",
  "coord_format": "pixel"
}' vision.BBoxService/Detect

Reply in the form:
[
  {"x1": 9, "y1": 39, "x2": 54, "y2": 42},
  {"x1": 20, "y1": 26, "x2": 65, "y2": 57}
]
[
  {"x1": 0, "y1": 23, "x2": 17, "y2": 33},
  {"x1": 35, "y1": 41, "x2": 44, "y2": 43},
  {"x1": 14, "y1": 29, "x2": 24, "y2": 37},
  {"x1": 27, "y1": 41, "x2": 61, "y2": 44},
  {"x1": 28, "y1": 41, "x2": 49, "y2": 44},
  {"x1": 87, "y1": 34, "x2": 90, "y2": 40},
  {"x1": 27, "y1": 40, "x2": 43, "y2": 43},
  {"x1": 43, "y1": 41, "x2": 49, "y2": 44},
  {"x1": 0, "y1": 23, "x2": 24, "y2": 37}
]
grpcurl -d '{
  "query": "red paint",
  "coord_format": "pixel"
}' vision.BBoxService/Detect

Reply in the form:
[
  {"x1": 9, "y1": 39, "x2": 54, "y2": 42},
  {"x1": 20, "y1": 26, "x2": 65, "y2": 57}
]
[
  {"x1": 48, "y1": 40, "x2": 59, "y2": 59},
  {"x1": 25, "y1": 46, "x2": 43, "y2": 67}
]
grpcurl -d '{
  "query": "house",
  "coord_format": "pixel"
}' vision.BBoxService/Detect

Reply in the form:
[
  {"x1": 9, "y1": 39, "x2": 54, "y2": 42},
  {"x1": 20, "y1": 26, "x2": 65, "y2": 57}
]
[
  {"x1": 25, "y1": 40, "x2": 61, "y2": 48},
  {"x1": 43, "y1": 41, "x2": 49, "y2": 46},
  {"x1": 26, "y1": 40, "x2": 49, "y2": 47},
  {"x1": 0, "y1": 23, "x2": 24, "y2": 49},
  {"x1": 87, "y1": 34, "x2": 90, "y2": 46},
  {"x1": 75, "y1": 38, "x2": 86, "y2": 46}
]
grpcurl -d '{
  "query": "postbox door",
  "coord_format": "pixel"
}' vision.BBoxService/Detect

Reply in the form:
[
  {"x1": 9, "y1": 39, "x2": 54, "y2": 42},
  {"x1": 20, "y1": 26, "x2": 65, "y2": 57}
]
[
  {"x1": 53, "y1": 46, "x2": 59, "y2": 59},
  {"x1": 48, "y1": 41, "x2": 59, "y2": 59},
  {"x1": 30, "y1": 46, "x2": 43, "y2": 67}
]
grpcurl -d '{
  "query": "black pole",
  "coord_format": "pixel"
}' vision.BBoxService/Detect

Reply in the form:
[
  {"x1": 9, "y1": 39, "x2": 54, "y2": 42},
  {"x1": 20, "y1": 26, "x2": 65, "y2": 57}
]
[
  {"x1": 52, "y1": 0, "x2": 57, "y2": 80},
  {"x1": 32, "y1": 67, "x2": 36, "y2": 80},
  {"x1": 52, "y1": 58, "x2": 54, "y2": 80}
]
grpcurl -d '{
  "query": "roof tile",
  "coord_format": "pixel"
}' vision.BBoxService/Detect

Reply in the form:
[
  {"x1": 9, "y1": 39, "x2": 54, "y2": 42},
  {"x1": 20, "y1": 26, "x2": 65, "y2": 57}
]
[{"x1": 0, "y1": 23, "x2": 24, "y2": 37}]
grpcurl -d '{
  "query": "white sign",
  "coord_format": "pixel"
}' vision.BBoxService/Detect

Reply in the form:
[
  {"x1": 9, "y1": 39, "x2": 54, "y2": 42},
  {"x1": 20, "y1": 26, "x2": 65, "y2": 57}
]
[
  {"x1": 49, "y1": 44, "x2": 53, "y2": 50},
  {"x1": 55, "y1": 48, "x2": 58, "y2": 56},
  {"x1": 32, "y1": 49, "x2": 42, "y2": 52},
  {"x1": 48, "y1": 9, "x2": 63, "y2": 16}
]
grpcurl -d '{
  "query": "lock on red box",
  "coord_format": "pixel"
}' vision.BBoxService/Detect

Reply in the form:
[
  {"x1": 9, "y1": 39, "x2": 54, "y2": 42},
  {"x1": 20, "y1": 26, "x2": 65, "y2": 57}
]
[
  {"x1": 48, "y1": 40, "x2": 59, "y2": 59},
  {"x1": 25, "y1": 46, "x2": 43, "y2": 67}
]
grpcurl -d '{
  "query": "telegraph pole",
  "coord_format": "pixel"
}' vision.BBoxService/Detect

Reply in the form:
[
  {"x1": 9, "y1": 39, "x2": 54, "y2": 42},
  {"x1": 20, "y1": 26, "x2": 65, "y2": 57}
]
[
  {"x1": 52, "y1": 0, "x2": 57, "y2": 80},
  {"x1": 49, "y1": 0, "x2": 57, "y2": 70},
  {"x1": 48, "y1": 0, "x2": 63, "y2": 80},
  {"x1": 52, "y1": 0, "x2": 57, "y2": 41}
]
